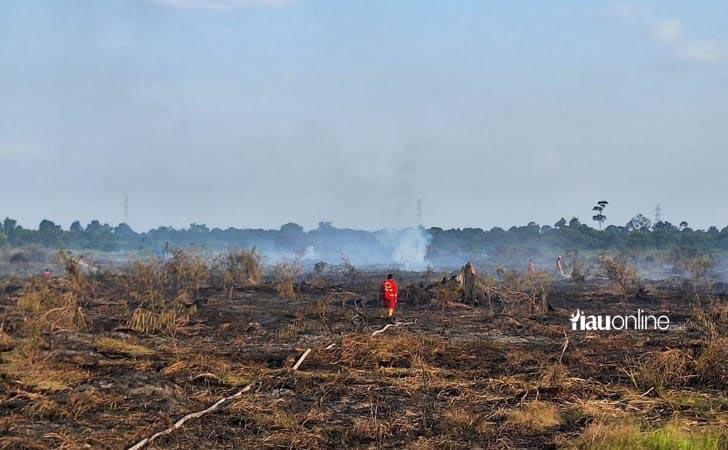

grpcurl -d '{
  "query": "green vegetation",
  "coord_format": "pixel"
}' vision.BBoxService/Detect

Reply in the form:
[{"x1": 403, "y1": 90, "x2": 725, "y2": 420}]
[{"x1": 575, "y1": 422, "x2": 726, "y2": 450}]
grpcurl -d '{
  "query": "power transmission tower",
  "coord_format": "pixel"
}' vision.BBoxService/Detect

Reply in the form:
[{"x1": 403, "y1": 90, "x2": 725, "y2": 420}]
[{"x1": 124, "y1": 195, "x2": 129, "y2": 222}]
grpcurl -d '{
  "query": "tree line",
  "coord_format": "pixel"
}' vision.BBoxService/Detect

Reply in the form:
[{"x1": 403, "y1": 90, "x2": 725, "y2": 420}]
[{"x1": 2, "y1": 215, "x2": 727, "y2": 257}]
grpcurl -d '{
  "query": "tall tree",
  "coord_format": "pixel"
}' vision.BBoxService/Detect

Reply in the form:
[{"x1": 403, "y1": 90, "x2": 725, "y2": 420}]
[{"x1": 592, "y1": 201, "x2": 608, "y2": 230}]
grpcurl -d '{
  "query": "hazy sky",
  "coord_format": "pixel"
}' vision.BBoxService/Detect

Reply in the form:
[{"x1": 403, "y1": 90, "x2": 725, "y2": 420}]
[{"x1": 2, "y1": 0, "x2": 727, "y2": 231}]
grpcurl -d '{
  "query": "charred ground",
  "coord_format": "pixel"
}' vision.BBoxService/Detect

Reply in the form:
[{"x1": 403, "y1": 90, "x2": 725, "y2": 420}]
[{"x1": 0, "y1": 253, "x2": 726, "y2": 449}]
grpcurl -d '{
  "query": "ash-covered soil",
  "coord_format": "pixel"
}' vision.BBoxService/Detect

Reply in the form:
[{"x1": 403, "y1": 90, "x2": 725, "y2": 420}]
[{"x1": 0, "y1": 269, "x2": 726, "y2": 449}]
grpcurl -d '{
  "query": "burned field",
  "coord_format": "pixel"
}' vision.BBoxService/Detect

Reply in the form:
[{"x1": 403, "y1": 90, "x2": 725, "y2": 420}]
[{"x1": 0, "y1": 252, "x2": 726, "y2": 449}]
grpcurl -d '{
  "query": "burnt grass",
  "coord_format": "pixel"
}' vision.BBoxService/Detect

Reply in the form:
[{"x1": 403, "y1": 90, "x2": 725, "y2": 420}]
[{"x1": 0, "y1": 272, "x2": 726, "y2": 449}]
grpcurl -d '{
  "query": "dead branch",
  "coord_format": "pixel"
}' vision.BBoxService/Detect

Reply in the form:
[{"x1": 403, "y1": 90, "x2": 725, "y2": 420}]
[
  {"x1": 292, "y1": 348, "x2": 312, "y2": 371},
  {"x1": 128, "y1": 338, "x2": 342, "y2": 449},
  {"x1": 558, "y1": 330, "x2": 569, "y2": 364},
  {"x1": 127, "y1": 383, "x2": 254, "y2": 450},
  {"x1": 128, "y1": 316, "x2": 410, "y2": 449},
  {"x1": 371, "y1": 320, "x2": 416, "y2": 336}
]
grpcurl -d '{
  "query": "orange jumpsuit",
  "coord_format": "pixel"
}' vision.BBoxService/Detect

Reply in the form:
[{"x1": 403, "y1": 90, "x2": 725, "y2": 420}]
[{"x1": 381, "y1": 279, "x2": 398, "y2": 310}]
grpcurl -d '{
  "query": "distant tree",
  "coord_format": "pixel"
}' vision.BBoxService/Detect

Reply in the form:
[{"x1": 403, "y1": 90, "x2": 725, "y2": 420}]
[
  {"x1": 277, "y1": 222, "x2": 305, "y2": 248},
  {"x1": 38, "y1": 219, "x2": 62, "y2": 245},
  {"x1": 554, "y1": 218, "x2": 567, "y2": 229},
  {"x1": 652, "y1": 221, "x2": 678, "y2": 248},
  {"x1": 85, "y1": 220, "x2": 104, "y2": 233},
  {"x1": 38, "y1": 219, "x2": 59, "y2": 233},
  {"x1": 84, "y1": 220, "x2": 115, "y2": 250},
  {"x1": 70, "y1": 221, "x2": 83, "y2": 233},
  {"x1": 568, "y1": 217, "x2": 581, "y2": 228},
  {"x1": 317, "y1": 221, "x2": 334, "y2": 232},
  {"x1": 626, "y1": 214, "x2": 651, "y2": 232},
  {"x1": 679, "y1": 221, "x2": 689, "y2": 231},
  {"x1": 280, "y1": 222, "x2": 304, "y2": 234},
  {"x1": 188, "y1": 223, "x2": 210, "y2": 233},
  {"x1": 592, "y1": 201, "x2": 608, "y2": 230},
  {"x1": 3, "y1": 218, "x2": 17, "y2": 233},
  {"x1": 114, "y1": 223, "x2": 137, "y2": 239}
]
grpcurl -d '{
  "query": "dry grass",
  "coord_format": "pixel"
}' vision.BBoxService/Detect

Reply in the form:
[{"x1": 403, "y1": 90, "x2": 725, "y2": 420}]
[
  {"x1": 278, "y1": 316, "x2": 315, "y2": 338},
  {"x1": 567, "y1": 250, "x2": 590, "y2": 284},
  {"x1": 598, "y1": 253, "x2": 639, "y2": 309},
  {"x1": 340, "y1": 334, "x2": 443, "y2": 371},
  {"x1": 0, "y1": 264, "x2": 726, "y2": 449},
  {"x1": 631, "y1": 349, "x2": 692, "y2": 391},
  {"x1": 126, "y1": 303, "x2": 196, "y2": 336},
  {"x1": 662, "y1": 391, "x2": 728, "y2": 414},
  {"x1": 498, "y1": 270, "x2": 531, "y2": 313},
  {"x1": 695, "y1": 338, "x2": 728, "y2": 386},
  {"x1": 494, "y1": 268, "x2": 555, "y2": 314},
  {"x1": 16, "y1": 285, "x2": 91, "y2": 334},
  {"x1": 683, "y1": 255, "x2": 715, "y2": 291},
  {"x1": 0, "y1": 344, "x2": 87, "y2": 391},
  {"x1": 273, "y1": 258, "x2": 303, "y2": 299},
  {"x1": 568, "y1": 399, "x2": 629, "y2": 421},
  {"x1": 160, "y1": 353, "x2": 252, "y2": 387},
  {"x1": 11, "y1": 391, "x2": 63, "y2": 420},
  {"x1": 67, "y1": 390, "x2": 121, "y2": 419},
  {"x1": 219, "y1": 248, "x2": 262, "y2": 288},
  {"x1": 95, "y1": 337, "x2": 155, "y2": 357},
  {"x1": 123, "y1": 249, "x2": 208, "y2": 303},
  {"x1": 507, "y1": 401, "x2": 562, "y2": 432},
  {"x1": 119, "y1": 252, "x2": 204, "y2": 335},
  {"x1": 40, "y1": 296, "x2": 92, "y2": 333},
  {"x1": 540, "y1": 363, "x2": 568, "y2": 389},
  {"x1": 249, "y1": 408, "x2": 299, "y2": 431},
  {"x1": 442, "y1": 405, "x2": 478, "y2": 432},
  {"x1": 526, "y1": 271, "x2": 552, "y2": 313},
  {"x1": 0, "y1": 436, "x2": 48, "y2": 450},
  {"x1": 351, "y1": 415, "x2": 392, "y2": 442},
  {"x1": 164, "y1": 249, "x2": 209, "y2": 296},
  {"x1": 0, "y1": 325, "x2": 14, "y2": 351}
]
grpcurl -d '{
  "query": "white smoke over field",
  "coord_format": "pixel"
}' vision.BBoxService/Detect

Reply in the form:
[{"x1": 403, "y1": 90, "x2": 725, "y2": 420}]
[
  {"x1": 302, "y1": 245, "x2": 317, "y2": 261},
  {"x1": 214, "y1": 227, "x2": 434, "y2": 270},
  {"x1": 378, "y1": 227, "x2": 432, "y2": 270}
]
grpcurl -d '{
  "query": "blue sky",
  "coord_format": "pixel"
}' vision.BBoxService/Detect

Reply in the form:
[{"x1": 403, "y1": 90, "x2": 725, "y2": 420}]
[{"x1": 1, "y1": 0, "x2": 727, "y2": 231}]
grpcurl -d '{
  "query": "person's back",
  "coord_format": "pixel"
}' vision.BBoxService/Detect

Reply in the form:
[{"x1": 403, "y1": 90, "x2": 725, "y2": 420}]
[{"x1": 381, "y1": 274, "x2": 399, "y2": 322}]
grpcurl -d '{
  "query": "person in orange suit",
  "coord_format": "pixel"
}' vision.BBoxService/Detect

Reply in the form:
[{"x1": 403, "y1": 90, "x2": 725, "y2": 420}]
[{"x1": 381, "y1": 273, "x2": 399, "y2": 323}]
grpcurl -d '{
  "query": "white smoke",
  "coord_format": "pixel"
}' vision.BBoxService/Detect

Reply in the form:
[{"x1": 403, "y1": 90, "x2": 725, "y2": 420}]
[
  {"x1": 301, "y1": 245, "x2": 318, "y2": 260},
  {"x1": 381, "y1": 227, "x2": 432, "y2": 270}
]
